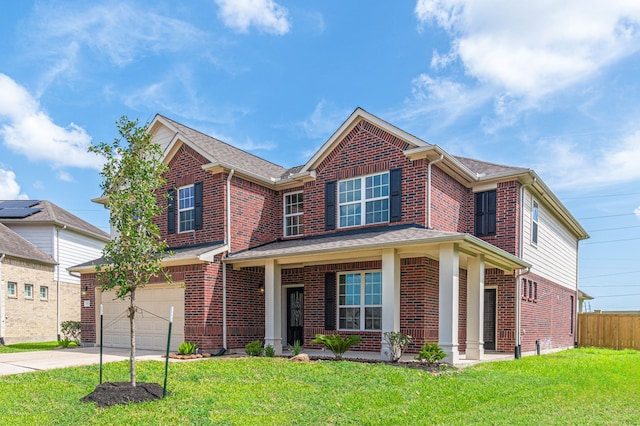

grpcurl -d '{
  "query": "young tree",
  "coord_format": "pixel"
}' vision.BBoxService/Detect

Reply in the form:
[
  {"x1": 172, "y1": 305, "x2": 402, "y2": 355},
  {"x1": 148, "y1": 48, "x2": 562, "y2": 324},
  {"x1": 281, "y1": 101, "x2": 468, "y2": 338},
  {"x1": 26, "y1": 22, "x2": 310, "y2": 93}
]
[{"x1": 89, "y1": 117, "x2": 169, "y2": 387}]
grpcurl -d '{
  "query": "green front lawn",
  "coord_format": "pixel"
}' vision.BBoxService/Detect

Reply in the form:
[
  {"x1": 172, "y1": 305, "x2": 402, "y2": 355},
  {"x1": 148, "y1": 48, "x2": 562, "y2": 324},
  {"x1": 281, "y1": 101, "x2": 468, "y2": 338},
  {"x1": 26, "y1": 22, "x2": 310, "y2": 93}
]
[
  {"x1": 0, "y1": 347, "x2": 638, "y2": 424},
  {"x1": 0, "y1": 341, "x2": 71, "y2": 353}
]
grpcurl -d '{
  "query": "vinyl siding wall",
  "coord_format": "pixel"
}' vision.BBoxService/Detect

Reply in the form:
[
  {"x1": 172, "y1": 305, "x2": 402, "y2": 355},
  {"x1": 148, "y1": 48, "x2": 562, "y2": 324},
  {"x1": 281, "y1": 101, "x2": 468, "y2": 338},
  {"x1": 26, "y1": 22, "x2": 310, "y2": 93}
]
[
  {"x1": 58, "y1": 229, "x2": 105, "y2": 284},
  {"x1": 521, "y1": 189, "x2": 578, "y2": 290}
]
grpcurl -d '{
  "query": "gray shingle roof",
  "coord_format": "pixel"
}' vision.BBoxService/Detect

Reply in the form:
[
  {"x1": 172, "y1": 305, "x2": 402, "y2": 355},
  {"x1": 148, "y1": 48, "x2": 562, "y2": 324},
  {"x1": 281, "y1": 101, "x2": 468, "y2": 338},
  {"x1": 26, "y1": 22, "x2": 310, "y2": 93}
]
[
  {"x1": 159, "y1": 115, "x2": 289, "y2": 181},
  {"x1": 0, "y1": 200, "x2": 109, "y2": 240},
  {"x1": 0, "y1": 223, "x2": 56, "y2": 264},
  {"x1": 454, "y1": 156, "x2": 527, "y2": 178}
]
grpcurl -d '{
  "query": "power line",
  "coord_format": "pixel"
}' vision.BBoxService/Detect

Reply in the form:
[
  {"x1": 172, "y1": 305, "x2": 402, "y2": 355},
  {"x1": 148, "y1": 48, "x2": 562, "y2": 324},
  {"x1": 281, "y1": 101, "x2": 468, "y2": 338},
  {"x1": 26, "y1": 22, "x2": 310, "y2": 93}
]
[
  {"x1": 580, "y1": 285, "x2": 640, "y2": 288},
  {"x1": 590, "y1": 293, "x2": 640, "y2": 298},
  {"x1": 587, "y1": 225, "x2": 640, "y2": 233},
  {"x1": 583, "y1": 237, "x2": 640, "y2": 245},
  {"x1": 581, "y1": 270, "x2": 640, "y2": 279},
  {"x1": 577, "y1": 213, "x2": 636, "y2": 220},
  {"x1": 562, "y1": 192, "x2": 640, "y2": 200}
]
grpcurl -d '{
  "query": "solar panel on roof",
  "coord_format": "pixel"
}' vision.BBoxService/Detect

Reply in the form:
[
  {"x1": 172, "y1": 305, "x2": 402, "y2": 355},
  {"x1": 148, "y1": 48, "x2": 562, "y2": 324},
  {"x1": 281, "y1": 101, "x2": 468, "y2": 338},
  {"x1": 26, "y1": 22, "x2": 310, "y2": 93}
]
[
  {"x1": 0, "y1": 200, "x2": 40, "y2": 209},
  {"x1": 0, "y1": 207, "x2": 42, "y2": 218}
]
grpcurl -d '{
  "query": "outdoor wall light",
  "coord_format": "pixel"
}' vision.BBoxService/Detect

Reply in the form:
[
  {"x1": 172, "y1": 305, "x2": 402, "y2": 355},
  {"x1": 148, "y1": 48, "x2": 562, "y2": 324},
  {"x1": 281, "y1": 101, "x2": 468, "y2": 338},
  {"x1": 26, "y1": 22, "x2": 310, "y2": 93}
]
[
  {"x1": 82, "y1": 285, "x2": 89, "y2": 296},
  {"x1": 258, "y1": 283, "x2": 265, "y2": 293}
]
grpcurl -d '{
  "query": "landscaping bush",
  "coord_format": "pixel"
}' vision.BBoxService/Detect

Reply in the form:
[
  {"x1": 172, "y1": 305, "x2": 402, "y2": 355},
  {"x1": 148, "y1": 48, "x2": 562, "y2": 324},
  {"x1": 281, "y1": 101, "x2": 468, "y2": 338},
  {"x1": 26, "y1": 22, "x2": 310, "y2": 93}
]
[
  {"x1": 310, "y1": 333, "x2": 361, "y2": 360},
  {"x1": 178, "y1": 341, "x2": 198, "y2": 355},
  {"x1": 383, "y1": 331, "x2": 412, "y2": 362},
  {"x1": 264, "y1": 344, "x2": 275, "y2": 357},
  {"x1": 416, "y1": 341, "x2": 446, "y2": 365},
  {"x1": 288, "y1": 339, "x2": 302, "y2": 356},
  {"x1": 60, "y1": 321, "x2": 81, "y2": 345},
  {"x1": 245, "y1": 340, "x2": 263, "y2": 356}
]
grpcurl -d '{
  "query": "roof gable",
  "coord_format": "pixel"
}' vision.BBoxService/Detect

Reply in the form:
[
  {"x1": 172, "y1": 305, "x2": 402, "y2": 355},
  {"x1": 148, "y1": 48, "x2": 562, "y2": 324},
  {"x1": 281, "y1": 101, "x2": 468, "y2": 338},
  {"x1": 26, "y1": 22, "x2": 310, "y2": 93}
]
[{"x1": 0, "y1": 223, "x2": 56, "y2": 264}]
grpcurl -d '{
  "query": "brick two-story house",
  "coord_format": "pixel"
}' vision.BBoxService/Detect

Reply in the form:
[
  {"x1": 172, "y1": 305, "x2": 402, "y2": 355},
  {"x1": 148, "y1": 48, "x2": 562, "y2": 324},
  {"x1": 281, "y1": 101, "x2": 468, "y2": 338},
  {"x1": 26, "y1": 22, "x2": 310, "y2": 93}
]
[{"x1": 73, "y1": 108, "x2": 588, "y2": 363}]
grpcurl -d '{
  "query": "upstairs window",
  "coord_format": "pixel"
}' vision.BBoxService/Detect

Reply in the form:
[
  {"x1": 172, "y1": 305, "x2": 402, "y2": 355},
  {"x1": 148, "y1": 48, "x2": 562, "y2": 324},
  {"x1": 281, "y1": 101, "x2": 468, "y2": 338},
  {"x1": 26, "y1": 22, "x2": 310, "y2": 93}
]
[
  {"x1": 338, "y1": 172, "x2": 389, "y2": 228},
  {"x1": 40, "y1": 286, "x2": 49, "y2": 300},
  {"x1": 338, "y1": 271, "x2": 382, "y2": 331},
  {"x1": 531, "y1": 200, "x2": 539, "y2": 246},
  {"x1": 25, "y1": 284, "x2": 33, "y2": 299},
  {"x1": 284, "y1": 191, "x2": 304, "y2": 237},
  {"x1": 474, "y1": 190, "x2": 496, "y2": 237},
  {"x1": 178, "y1": 185, "x2": 195, "y2": 232},
  {"x1": 7, "y1": 282, "x2": 17, "y2": 297}
]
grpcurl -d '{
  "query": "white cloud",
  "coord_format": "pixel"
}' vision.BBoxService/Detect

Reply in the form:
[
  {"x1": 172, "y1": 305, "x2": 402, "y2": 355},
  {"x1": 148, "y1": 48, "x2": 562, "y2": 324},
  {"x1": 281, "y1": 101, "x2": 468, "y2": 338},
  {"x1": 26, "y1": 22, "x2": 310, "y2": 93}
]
[
  {"x1": 415, "y1": 0, "x2": 640, "y2": 100},
  {"x1": 634, "y1": 206, "x2": 640, "y2": 217},
  {"x1": 300, "y1": 100, "x2": 350, "y2": 140},
  {"x1": 534, "y1": 129, "x2": 640, "y2": 190},
  {"x1": 214, "y1": 0, "x2": 291, "y2": 34},
  {"x1": 0, "y1": 73, "x2": 101, "y2": 169},
  {"x1": 0, "y1": 169, "x2": 28, "y2": 199},
  {"x1": 57, "y1": 171, "x2": 74, "y2": 182}
]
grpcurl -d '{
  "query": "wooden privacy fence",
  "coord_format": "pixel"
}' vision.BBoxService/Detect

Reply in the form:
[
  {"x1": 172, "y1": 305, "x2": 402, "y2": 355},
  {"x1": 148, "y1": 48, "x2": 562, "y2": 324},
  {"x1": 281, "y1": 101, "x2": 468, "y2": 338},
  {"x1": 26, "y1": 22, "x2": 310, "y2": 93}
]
[{"x1": 578, "y1": 313, "x2": 640, "y2": 350}]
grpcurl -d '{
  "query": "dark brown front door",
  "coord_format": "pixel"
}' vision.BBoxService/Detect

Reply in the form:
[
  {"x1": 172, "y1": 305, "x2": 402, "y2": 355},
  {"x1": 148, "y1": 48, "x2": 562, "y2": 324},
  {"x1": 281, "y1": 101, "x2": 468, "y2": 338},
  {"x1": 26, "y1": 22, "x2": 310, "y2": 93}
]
[
  {"x1": 287, "y1": 287, "x2": 304, "y2": 346},
  {"x1": 484, "y1": 289, "x2": 496, "y2": 351}
]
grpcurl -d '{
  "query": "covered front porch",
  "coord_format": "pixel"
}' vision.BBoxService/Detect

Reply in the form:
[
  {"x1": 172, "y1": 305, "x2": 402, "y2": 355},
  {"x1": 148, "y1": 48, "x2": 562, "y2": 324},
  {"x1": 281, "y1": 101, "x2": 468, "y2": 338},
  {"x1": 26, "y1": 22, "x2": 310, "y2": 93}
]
[{"x1": 226, "y1": 225, "x2": 529, "y2": 364}]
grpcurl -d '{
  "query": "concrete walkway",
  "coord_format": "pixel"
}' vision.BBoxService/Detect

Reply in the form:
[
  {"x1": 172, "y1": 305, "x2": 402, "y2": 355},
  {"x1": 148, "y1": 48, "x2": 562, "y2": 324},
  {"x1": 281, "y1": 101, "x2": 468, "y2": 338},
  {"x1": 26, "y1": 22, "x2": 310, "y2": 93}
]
[{"x1": 0, "y1": 346, "x2": 165, "y2": 376}]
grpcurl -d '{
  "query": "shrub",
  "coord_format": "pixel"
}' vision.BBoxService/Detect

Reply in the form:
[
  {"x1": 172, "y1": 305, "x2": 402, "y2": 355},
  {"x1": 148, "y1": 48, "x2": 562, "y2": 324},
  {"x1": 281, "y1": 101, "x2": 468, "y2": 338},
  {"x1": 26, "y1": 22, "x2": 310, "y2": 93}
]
[
  {"x1": 60, "y1": 321, "x2": 81, "y2": 345},
  {"x1": 310, "y1": 333, "x2": 361, "y2": 360},
  {"x1": 264, "y1": 344, "x2": 275, "y2": 357},
  {"x1": 416, "y1": 341, "x2": 447, "y2": 365},
  {"x1": 383, "y1": 331, "x2": 412, "y2": 362},
  {"x1": 245, "y1": 340, "x2": 263, "y2": 356},
  {"x1": 178, "y1": 341, "x2": 198, "y2": 355},
  {"x1": 289, "y1": 339, "x2": 302, "y2": 356},
  {"x1": 58, "y1": 337, "x2": 73, "y2": 348}
]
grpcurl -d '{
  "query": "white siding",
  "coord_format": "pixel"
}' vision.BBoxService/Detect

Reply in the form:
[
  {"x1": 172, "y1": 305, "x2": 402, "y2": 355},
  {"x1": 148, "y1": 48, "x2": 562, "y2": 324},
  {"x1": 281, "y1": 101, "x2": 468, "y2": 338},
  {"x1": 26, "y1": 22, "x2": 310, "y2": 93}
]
[
  {"x1": 58, "y1": 229, "x2": 105, "y2": 284},
  {"x1": 522, "y1": 189, "x2": 578, "y2": 289},
  {"x1": 5, "y1": 225, "x2": 55, "y2": 255},
  {"x1": 153, "y1": 125, "x2": 176, "y2": 156}
]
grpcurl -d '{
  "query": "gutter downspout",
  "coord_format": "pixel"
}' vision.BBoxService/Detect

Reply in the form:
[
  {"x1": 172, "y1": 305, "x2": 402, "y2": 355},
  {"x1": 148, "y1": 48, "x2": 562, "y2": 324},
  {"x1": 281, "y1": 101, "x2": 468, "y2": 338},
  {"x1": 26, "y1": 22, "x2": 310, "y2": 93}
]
[
  {"x1": 427, "y1": 155, "x2": 444, "y2": 229},
  {"x1": 515, "y1": 178, "x2": 535, "y2": 358},
  {"x1": 222, "y1": 169, "x2": 235, "y2": 350},
  {"x1": 0, "y1": 253, "x2": 5, "y2": 345},
  {"x1": 574, "y1": 240, "x2": 580, "y2": 346},
  {"x1": 56, "y1": 225, "x2": 67, "y2": 341}
]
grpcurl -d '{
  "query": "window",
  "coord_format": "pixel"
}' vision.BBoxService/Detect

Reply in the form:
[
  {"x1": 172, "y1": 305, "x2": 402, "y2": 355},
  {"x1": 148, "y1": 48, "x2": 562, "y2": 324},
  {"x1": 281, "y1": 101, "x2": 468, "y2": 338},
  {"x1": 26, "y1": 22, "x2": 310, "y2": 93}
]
[
  {"x1": 533, "y1": 282, "x2": 538, "y2": 301},
  {"x1": 338, "y1": 172, "x2": 389, "y2": 228},
  {"x1": 338, "y1": 271, "x2": 382, "y2": 331},
  {"x1": 40, "y1": 286, "x2": 48, "y2": 300},
  {"x1": 474, "y1": 190, "x2": 496, "y2": 236},
  {"x1": 178, "y1": 185, "x2": 195, "y2": 232},
  {"x1": 284, "y1": 192, "x2": 303, "y2": 237},
  {"x1": 531, "y1": 200, "x2": 539, "y2": 245},
  {"x1": 528, "y1": 280, "x2": 533, "y2": 300},
  {"x1": 521, "y1": 278, "x2": 527, "y2": 299},
  {"x1": 24, "y1": 284, "x2": 33, "y2": 299},
  {"x1": 7, "y1": 282, "x2": 17, "y2": 297}
]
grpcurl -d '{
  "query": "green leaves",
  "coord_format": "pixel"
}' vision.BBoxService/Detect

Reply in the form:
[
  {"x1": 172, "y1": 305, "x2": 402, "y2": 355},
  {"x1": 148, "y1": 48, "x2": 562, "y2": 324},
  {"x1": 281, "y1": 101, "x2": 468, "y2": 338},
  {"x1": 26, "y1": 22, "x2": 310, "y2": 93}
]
[{"x1": 310, "y1": 334, "x2": 362, "y2": 360}]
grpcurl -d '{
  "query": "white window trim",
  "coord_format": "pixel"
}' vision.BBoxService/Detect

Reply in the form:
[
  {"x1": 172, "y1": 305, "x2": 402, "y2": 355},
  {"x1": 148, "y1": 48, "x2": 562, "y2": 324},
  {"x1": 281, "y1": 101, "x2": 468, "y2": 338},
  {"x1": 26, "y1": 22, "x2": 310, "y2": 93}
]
[
  {"x1": 337, "y1": 270, "x2": 383, "y2": 331},
  {"x1": 178, "y1": 184, "x2": 195, "y2": 233},
  {"x1": 338, "y1": 171, "x2": 390, "y2": 229},
  {"x1": 7, "y1": 281, "x2": 17, "y2": 298},
  {"x1": 24, "y1": 283, "x2": 34, "y2": 299},
  {"x1": 531, "y1": 199, "x2": 539, "y2": 246},
  {"x1": 283, "y1": 191, "x2": 304, "y2": 237},
  {"x1": 40, "y1": 286, "x2": 49, "y2": 300}
]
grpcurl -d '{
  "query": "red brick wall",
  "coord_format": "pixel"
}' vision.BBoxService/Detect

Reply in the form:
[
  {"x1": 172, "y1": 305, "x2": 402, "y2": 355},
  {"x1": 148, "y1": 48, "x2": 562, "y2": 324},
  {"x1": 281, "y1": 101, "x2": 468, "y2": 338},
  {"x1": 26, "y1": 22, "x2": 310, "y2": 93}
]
[
  {"x1": 430, "y1": 165, "x2": 471, "y2": 232},
  {"x1": 471, "y1": 181, "x2": 520, "y2": 256},
  {"x1": 80, "y1": 273, "x2": 97, "y2": 344},
  {"x1": 304, "y1": 119, "x2": 428, "y2": 236},
  {"x1": 519, "y1": 272, "x2": 576, "y2": 352},
  {"x1": 485, "y1": 269, "x2": 517, "y2": 352},
  {"x1": 224, "y1": 266, "x2": 265, "y2": 348}
]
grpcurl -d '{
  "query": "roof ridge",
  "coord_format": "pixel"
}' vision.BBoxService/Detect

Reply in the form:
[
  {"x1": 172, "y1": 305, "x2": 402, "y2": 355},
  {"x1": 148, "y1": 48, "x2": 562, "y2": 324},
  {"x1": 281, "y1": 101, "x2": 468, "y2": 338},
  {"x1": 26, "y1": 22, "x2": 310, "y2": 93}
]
[{"x1": 453, "y1": 155, "x2": 527, "y2": 170}]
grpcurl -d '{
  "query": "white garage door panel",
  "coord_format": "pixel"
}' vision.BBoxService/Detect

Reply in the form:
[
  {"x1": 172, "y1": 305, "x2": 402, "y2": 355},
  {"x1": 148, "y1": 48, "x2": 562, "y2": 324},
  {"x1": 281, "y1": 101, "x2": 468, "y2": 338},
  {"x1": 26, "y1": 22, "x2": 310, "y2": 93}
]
[{"x1": 100, "y1": 284, "x2": 184, "y2": 351}]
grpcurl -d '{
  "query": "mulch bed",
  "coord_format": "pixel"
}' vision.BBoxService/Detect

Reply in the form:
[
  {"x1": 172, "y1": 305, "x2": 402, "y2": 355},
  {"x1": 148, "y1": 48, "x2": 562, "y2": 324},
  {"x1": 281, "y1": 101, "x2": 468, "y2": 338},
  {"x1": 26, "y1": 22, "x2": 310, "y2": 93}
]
[
  {"x1": 81, "y1": 382, "x2": 166, "y2": 407},
  {"x1": 308, "y1": 356, "x2": 450, "y2": 374}
]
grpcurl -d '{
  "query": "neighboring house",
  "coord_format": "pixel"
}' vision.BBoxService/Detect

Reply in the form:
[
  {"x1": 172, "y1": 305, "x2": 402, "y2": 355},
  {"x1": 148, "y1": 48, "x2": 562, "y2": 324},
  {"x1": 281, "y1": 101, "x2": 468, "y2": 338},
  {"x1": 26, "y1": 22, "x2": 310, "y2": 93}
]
[
  {"x1": 73, "y1": 108, "x2": 588, "y2": 362},
  {"x1": 0, "y1": 200, "x2": 109, "y2": 343}
]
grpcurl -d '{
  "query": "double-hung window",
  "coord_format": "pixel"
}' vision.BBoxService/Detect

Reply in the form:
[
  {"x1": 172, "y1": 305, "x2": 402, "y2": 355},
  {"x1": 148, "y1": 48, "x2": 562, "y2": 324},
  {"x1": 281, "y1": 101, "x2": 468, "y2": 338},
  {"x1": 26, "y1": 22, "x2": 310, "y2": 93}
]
[
  {"x1": 7, "y1": 282, "x2": 17, "y2": 297},
  {"x1": 284, "y1": 192, "x2": 303, "y2": 237},
  {"x1": 25, "y1": 284, "x2": 33, "y2": 299},
  {"x1": 338, "y1": 172, "x2": 389, "y2": 228},
  {"x1": 338, "y1": 271, "x2": 382, "y2": 330},
  {"x1": 531, "y1": 200, "x2": 539, "y2": 246},
  {"x1": 40, "y1": 286, "x2": 49, "y2": 300},
  {"x1": 178, "y1": 185, "x2": 195, "y2": 232}
]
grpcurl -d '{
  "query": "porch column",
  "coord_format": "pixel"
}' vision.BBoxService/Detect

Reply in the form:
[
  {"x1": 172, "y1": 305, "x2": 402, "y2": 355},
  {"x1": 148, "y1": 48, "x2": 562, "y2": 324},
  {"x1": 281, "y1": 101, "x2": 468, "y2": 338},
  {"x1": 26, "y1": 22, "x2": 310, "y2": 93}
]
[
  {"x1": 381, "y1": 248, "x2": 400, "y2": 361},
  {"x1": 466, "y1": 255, "x2": 485, "y2": 360},
  {"x1": 439, "y1": 243, "x2": 460, "y2": 364},
  {"x1": 264, "y1": 259, "x2": 283, "y2": 355}
]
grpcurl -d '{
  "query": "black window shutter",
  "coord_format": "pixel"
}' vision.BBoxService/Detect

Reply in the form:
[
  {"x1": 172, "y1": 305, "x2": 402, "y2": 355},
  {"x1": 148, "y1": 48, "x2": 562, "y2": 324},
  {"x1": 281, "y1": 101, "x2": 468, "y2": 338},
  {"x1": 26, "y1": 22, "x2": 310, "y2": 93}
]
[
  {"x1": 167, "y1": 188, "x2": 176, "y2": 234},
  {"x1": 325, "y1": 181, "x2": 336, "y2": 230},
  {"x1": 389, "y1": 167, "x2": 402, "y2": 222},
  {"x1": 487, "y1": 190, "x2": 496, "y2": 235},
  {"x1": 324, "y1": 272, "x2": 336, "y2": 330},
  {"x1": 474, "y1": 192, "x2": 484, "y2": 236},
  {"x1": 194, "y1": 182, "x2": 203, "y2": 230}
]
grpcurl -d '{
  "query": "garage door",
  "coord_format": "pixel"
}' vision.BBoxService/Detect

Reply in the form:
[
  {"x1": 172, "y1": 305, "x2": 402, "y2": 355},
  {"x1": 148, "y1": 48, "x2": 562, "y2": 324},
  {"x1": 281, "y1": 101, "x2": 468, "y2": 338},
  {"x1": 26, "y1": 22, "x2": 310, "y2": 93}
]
[{"x1": 99, "y1": 284, "x2": 184, "y2": 351}]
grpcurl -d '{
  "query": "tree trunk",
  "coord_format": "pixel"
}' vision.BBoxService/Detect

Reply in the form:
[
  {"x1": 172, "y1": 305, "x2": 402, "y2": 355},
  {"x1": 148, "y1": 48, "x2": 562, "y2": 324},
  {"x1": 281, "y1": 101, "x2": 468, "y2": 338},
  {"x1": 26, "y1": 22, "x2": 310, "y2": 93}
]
[{"x1": 129, "y1": 289, "x2": 136, "y2": 387}]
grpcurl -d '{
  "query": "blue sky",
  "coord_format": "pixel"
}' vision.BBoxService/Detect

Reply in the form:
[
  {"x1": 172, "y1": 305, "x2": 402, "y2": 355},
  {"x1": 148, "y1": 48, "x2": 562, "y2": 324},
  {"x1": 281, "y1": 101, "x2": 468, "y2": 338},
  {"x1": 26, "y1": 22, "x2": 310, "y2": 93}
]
[{"x1": 1, "y1": 1, "x2": 639, "y2": 311}]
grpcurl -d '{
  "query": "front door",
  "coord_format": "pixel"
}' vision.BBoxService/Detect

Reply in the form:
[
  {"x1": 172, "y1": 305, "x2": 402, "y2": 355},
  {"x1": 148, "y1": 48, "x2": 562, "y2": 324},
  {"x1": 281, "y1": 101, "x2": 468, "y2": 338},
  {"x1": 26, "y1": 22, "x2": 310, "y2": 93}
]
[
  {"x1": 287, "y1": 287, "x2": 304, "y2": 346},
  {"x1": 484, "y1": 289, "x2": 497, "y2": 351}
]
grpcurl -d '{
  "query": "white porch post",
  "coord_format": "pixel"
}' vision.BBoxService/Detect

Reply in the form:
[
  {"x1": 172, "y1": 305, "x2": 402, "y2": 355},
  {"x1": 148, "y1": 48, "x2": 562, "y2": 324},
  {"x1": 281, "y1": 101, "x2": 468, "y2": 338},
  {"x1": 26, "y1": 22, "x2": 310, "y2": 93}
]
[
  {"x1": 439, "y1": 243, "x2": 460, "y2": 364},
  {"x1": 264, "y1": 259, "x2": 283, "y2": 355},
  {"x1": 466, "y1": 255, "x2": 485, "y2": 360},
  {"x1": 381, "y1": 248, "x2": 400, "y2": 361}
]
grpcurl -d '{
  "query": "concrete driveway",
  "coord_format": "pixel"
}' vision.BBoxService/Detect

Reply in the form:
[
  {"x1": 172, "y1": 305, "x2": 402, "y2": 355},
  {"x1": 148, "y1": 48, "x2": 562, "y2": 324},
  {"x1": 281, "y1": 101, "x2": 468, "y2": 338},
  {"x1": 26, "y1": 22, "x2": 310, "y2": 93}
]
[{"x1": 0, "y1": 346, "x2": 165, "y2": 376}]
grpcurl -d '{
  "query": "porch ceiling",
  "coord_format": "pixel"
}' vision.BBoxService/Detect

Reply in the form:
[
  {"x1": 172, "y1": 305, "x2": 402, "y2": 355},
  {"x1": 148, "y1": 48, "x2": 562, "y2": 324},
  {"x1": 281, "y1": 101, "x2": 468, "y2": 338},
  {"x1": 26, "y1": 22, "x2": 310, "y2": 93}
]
[{"x1": 225, "y1": 225, "x2": 529, "y2": 273}]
